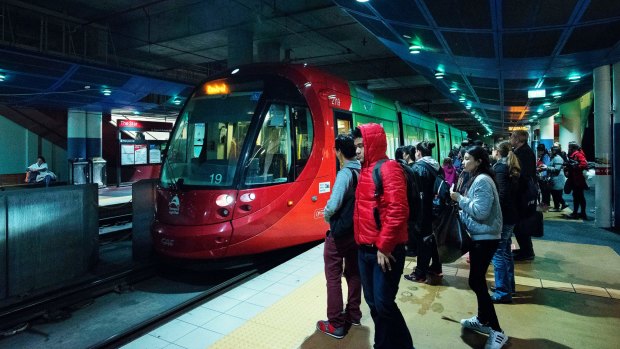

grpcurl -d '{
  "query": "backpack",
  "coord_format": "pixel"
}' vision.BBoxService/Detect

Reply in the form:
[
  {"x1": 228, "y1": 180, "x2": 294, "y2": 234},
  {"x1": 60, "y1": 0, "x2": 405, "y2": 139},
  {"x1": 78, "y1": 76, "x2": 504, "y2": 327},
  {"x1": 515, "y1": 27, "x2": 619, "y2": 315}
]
[
  {"x1": 418, "y1": 162, "x2": 451, "y2": 218},
  {"x1": 372, "y1": 159, "x2": 422, "y2": 230},
  {"x1": 329, "y1": 168, "x2": 360, "y2": 239}
]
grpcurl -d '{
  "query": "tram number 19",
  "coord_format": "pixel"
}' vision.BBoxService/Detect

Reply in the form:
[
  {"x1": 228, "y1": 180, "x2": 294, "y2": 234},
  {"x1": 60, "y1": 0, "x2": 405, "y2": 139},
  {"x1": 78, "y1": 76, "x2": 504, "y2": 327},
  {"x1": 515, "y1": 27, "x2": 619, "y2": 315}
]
[{"x1": 209, "y1": 173, "x2": 223, "y2": 184}]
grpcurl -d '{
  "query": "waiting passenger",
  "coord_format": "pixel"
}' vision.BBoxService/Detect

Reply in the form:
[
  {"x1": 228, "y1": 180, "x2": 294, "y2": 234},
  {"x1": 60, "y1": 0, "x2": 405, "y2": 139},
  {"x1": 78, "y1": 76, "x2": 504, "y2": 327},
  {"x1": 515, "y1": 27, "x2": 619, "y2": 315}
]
[
  {"x1": 395, "y1": 146, "x2": 405, "y2": 161},
  {"x1": 316, "y1": 134, "x2": 362, "y2": 339},
  {"x1": 352, "y1": 124, "x2": 414, "y2": 349},
  {"x1": 27, "y1": 156, "x2": 57, "y2": 186},
  {"x1": 510, "y1": 130, "x2": 537, "y2": 261},
  {"x1": 402, "y1": 145, "x2": 415, "y2": 165},
  {"x1": 565, "y1": 142, "x2": 589, "y2": 219},
  {"x1": 405, "y1": 141, "x2": 443, "y2": 285},
  {"x1": 491, "y1": 141, "x2": 520, "y2": 304},
  {"x1": 450, "y1": 146, "x2": 507, "y2": 349},
  {"x1": 548, "y1": 146, "x2": 568, "y2": 211},
  {"x1": 536, "y1": 144, "x2": 551, "y2": 212},
  {"x1": 442, "y1": 157, "x2": 456, "y2": 187}
]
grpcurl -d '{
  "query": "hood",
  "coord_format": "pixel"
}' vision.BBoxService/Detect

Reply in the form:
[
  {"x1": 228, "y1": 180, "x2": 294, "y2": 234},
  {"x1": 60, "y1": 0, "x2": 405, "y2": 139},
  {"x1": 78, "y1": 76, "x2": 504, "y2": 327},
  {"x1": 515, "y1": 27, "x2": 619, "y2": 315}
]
[
  {"x1": 419, "y1": 156, "x2": 440, "y2": 171},
  {"x1": 358, "y1": 123, "x2": 388, "y2": 166}
]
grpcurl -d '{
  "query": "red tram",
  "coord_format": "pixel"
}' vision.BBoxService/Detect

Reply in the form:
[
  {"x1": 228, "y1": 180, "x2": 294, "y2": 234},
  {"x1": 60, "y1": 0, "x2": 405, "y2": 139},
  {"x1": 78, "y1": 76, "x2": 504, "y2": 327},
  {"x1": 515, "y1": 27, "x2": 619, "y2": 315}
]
[{"x1": 151, "y1": 64, "x2": 466, "y2": 260}]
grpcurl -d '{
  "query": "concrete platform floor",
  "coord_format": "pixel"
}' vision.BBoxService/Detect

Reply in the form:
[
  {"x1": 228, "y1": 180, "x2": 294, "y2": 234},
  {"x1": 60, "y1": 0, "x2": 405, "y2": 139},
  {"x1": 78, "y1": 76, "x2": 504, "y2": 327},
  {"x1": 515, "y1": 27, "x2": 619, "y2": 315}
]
[{"x1": 211, "y1": 238, "x2": 620, "y2": 349}]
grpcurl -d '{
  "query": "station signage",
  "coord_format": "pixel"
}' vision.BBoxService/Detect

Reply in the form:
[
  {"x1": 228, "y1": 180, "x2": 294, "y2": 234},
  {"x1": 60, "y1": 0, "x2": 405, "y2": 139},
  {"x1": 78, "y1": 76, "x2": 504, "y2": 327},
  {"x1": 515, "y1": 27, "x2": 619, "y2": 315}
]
[
  {"x1": 118, "y1": 120, "x2": 173, "y2": 132},
  {"x1": 508, "y1": 126, "x2": 528, "y2": 131}
]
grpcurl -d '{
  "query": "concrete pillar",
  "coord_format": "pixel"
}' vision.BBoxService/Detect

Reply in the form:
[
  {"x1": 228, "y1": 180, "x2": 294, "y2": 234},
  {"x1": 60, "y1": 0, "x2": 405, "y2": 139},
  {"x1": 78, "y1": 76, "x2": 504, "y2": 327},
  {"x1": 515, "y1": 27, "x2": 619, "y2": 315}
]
[
  {"x1": 67, "y1": 108, "x2": 87, "y2": 160},
  {"x1": 85, "y1": 111, "x2": 102, "y2": 158},
  {"x1": 227, "y1": 26, "x2": 253, "y2": 68},
  {"x1": 593, "y1": 65, "x2": 613, "y2": 227},
  {"x1": 256, "y1": 41, "x2": 281, "y2": 63},
  {"x1": 613, "y1": 63, "x2": 620, "y2": 228},
  {"x1": 539, "y1": 116, "x2": 554, "y2": 150}
]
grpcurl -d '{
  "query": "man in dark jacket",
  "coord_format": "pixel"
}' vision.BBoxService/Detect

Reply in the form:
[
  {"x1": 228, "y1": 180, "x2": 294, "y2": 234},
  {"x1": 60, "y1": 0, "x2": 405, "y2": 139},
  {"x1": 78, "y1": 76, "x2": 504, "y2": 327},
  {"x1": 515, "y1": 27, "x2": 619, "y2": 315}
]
[
  {"x1": 405, "y1": 141, "x2": 443, "y2": 285},
  {"x1": 352, "y1": 124, "x2": 414, "y2": 349},
  {"x1": 510, "y1": 130, "x2": 536, "y2": 261}
]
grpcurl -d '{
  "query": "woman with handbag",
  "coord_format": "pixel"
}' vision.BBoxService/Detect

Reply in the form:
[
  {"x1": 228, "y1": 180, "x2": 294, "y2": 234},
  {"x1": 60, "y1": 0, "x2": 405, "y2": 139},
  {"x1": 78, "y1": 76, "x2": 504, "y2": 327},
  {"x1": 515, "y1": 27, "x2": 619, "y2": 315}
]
[
  {"x1": 450, "y1": 146, "x2": 507, "y2": 349},
  {"x1": 548, "y1": 146, "x2": 568, "y2": 211}
]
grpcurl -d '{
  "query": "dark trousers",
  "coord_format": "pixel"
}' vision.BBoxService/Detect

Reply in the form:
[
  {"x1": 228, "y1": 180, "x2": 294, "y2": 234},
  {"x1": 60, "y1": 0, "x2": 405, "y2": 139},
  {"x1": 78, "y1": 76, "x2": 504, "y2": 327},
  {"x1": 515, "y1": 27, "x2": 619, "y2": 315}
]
[
  {"x1": 550, "y1": 189, "x2": 566, "y2": 209},
  {"x1": 358, "y1": 244, "x2": 413, "y2": 349},
  {"x1": 514, "y1": 226, "x2": 534, "y2": 257},
  {"x1": 469, "y1": 239, "x2": 502, "y2": 332},
  {"x1": 323, "y1": 234, "x2": 362, "y2": 328},
  {"x1": 414, "y1": 231, "x2": 442, "y2": 277},
  {"x1": 572, "y1": 188, "x2": 586, "y2": 215},
  {"x1": 540, "y1": 186, "x2": 551, "y2": 206}
]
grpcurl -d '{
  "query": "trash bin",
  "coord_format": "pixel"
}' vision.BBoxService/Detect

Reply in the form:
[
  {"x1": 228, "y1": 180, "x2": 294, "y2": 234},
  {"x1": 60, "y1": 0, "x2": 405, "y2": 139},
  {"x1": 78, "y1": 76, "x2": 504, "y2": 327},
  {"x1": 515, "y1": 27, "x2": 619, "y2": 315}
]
[
  {"x1": 68, "y1": 159, "x2": 90, "y2": 185},
  {"x1": 89, "y1": 158, "x2": 107, "y2": 188}
]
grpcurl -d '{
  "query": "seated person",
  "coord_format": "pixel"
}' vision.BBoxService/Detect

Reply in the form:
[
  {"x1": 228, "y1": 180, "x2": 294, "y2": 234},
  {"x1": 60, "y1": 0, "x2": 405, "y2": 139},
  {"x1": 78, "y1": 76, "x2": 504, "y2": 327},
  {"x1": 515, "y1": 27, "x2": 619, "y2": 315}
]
[{"x1": 27, "y1": 156, "x2": 57, "y2": 186}]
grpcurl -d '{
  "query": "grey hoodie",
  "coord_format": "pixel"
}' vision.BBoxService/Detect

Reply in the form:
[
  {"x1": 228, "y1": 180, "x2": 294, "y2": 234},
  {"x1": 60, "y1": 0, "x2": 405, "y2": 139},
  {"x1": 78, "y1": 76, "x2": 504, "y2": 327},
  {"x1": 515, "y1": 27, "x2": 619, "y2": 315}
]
[
  {"x1": 418, "y1": 156, "x2": 440, "y2": 172},
  {"x1": 324, "y1": 159, "x2": 361, "y2": 222},
  {"x1": 457, "y1": 173, "x2": 502, "y2": 240}
]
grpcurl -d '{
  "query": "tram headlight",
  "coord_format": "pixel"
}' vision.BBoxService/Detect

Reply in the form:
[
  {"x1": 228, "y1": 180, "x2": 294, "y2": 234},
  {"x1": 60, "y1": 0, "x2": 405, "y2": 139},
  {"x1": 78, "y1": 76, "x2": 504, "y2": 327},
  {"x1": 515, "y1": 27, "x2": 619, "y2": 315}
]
[{"x1": 216, "y1": 194, "x2": 234, "y2": 207}]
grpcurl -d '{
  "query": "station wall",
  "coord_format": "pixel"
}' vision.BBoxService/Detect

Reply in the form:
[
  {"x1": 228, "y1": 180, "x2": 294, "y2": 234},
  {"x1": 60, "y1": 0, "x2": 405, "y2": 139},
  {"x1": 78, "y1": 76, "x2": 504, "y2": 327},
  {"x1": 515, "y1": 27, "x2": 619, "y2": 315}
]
[{"x1": 0, "y1": 114, "x2": 67, "y2": 180}]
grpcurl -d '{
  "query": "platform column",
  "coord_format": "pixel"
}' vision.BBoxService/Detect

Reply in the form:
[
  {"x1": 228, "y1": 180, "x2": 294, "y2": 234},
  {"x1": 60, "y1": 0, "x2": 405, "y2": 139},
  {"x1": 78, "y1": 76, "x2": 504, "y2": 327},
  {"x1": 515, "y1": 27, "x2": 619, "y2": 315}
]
[
  {"x1": 593, "y1": 65, "x2": 613, "y2": 227},
  {"x1": 227, "y1": 25, "x2": 253, "y2": 68},
  {"x1": 613, "y1": 63, "x2": 620, "y2": 228},
  {"x1": 539, "y1": 116, "x2": 554, "y2": 150},
  {"x1": 67, "y1": 108, "x2": 87, "y2": 160}
]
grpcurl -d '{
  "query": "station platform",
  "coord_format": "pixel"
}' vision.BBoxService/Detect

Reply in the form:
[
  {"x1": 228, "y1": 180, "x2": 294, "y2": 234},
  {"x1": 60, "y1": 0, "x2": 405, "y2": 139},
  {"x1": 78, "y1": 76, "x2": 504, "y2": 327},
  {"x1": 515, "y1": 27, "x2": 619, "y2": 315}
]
[
  {"x1": 99, "y1": 186, "x2": 133, "y2": 206},
  {"x1": 121, "y1": 207, "x2": 620, "y2": 349}
]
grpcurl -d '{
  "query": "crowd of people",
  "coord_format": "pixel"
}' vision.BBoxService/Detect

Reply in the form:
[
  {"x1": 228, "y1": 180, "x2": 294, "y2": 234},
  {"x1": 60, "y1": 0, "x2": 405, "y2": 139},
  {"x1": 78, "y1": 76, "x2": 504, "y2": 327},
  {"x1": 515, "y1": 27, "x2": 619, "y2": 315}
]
[{"x1": 317, "y1": 124, "x2": 589, "y2": 349}]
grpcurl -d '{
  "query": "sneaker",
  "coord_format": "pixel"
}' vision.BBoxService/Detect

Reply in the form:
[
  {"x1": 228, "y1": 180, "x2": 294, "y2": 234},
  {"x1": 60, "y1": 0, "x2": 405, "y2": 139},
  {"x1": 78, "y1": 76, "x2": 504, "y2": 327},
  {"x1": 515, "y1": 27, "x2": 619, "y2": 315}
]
[
  {"x1": 460, "y1": 316, "x2": 492, "y2": 335},
  {"x1": 346, "y1": 318, "x2": 361, "y2": 326},
  {"x1": 316, "y1": 320, "x2": 345, "y2": 339},
  {"x1": 485, "y1": 330, "x2": 508, "y2": 349},
  {"x1": 404, "y1": 273, "x2": 426, "y2": 283},
  {"x1": 491, "y1": 294, "x2": 513, "y2": 304}
]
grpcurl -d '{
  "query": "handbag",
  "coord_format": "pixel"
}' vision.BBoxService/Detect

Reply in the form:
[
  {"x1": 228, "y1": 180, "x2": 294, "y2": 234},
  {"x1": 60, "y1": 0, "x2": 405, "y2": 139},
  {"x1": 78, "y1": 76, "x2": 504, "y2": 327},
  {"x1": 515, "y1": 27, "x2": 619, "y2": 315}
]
[
  {"x1": 432, "y1": 203, "x2": 472, "y2": 263},
  {"x1": 564, "y1": 177, "x2": 573, "y2": 194}
]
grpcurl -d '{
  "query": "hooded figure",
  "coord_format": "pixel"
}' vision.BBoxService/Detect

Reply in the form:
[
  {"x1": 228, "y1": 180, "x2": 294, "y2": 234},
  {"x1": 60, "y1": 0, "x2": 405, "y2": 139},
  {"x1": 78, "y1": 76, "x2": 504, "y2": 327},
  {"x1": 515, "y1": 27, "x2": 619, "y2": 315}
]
[{"x1": 351, "y1": 123, "x2": 413, "y2": 349}]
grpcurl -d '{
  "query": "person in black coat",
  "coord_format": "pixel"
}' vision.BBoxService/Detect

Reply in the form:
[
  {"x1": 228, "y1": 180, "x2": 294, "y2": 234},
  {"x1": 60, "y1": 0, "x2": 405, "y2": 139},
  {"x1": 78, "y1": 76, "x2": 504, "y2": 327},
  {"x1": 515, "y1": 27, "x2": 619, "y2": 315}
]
[
  {"x1": 404, "y1": 141, "x2": 443, "y2": 285},
  {"x1": 509, "y1": 130, "x2": 536, "y2": 261}
]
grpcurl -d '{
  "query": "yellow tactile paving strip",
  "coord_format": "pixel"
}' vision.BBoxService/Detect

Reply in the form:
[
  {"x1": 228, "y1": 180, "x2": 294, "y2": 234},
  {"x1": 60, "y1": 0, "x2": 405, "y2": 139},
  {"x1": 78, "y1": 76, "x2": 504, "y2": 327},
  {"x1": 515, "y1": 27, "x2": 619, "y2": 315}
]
[{"x1": 210, "y1": 239, "x2": 620, "y2": 349}]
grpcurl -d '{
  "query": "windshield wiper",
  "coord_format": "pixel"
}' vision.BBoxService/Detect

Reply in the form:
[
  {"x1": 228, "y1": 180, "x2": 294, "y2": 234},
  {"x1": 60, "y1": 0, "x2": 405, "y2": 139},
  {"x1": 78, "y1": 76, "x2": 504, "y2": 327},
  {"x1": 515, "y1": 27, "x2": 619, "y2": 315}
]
[{"x1": 164, "y1": 157, "x2": 180, "y2": 190}]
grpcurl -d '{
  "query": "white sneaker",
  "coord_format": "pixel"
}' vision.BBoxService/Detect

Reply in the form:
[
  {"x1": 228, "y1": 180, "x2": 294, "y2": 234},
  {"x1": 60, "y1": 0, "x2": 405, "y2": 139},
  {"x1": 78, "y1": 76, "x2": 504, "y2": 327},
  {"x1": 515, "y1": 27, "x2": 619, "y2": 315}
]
[
  {"x1": 485, "y1": 330, "x2": 508, "y2": 349},
  {"x1": 460, "y1": 316, "x2": 492, "y2": 334}
]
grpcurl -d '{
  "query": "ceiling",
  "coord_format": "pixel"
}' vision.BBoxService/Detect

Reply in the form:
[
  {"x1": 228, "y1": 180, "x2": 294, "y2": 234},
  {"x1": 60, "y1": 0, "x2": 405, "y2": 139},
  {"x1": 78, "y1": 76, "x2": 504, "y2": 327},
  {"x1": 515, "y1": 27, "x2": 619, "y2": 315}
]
[{"x1": 0, "y1": 0, "x2": 619, "y2": 136}]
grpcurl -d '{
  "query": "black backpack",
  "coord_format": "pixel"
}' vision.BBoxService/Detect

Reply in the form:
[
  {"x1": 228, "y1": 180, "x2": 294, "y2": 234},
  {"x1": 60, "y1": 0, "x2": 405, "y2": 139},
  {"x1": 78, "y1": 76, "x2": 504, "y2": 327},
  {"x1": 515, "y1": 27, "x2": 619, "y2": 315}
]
[
  {"x1": 418, "y1": 162, "x2": 451, "y2": 218},
  {"x1": 329, "y1": 168, "x2": 360, "y2": 239},
  {"x1": 372, "y1": 159, "x2": 423, "y2": 230}
]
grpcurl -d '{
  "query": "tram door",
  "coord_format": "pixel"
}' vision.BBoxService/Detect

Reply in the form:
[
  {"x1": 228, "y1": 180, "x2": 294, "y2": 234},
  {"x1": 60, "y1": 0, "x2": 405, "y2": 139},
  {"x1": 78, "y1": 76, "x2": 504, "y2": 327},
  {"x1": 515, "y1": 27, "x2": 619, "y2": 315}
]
[{"x1": 334, "y1": 111, "x2": 353, "y2": 171}]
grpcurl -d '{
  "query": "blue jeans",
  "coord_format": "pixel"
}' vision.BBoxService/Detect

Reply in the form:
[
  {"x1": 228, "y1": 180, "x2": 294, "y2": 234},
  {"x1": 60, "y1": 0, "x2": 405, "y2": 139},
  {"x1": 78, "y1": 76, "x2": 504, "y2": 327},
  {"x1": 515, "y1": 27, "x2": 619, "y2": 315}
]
[
  {"x1": 358, "y1": 244, "x2": 413, "y2": 349},
  {"x1": 492, "y1": 225, "x2": 515, "y2": 299}
]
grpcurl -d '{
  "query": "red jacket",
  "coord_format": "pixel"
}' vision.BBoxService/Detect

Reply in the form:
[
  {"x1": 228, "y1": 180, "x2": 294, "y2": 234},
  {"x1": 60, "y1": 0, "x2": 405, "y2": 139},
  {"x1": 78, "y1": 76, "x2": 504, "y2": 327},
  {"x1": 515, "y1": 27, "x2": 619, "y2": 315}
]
[
  {"x1": 353, "y1": 123, "x2": 409, "y2": 254},
  {"x1": 567, "y1": 149, "x2": 588, "y2": 189}
]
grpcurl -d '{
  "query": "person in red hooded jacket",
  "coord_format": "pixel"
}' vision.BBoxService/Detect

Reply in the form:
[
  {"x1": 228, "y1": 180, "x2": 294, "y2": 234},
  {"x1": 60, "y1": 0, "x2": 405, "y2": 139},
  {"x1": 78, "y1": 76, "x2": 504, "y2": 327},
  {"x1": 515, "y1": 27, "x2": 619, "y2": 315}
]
[
  {"x1": 565, "y1": 142, "x2": 589, "y2": 219},
  {"x1": 352, "y1": 124, "x2": 414, "y2": 349}
]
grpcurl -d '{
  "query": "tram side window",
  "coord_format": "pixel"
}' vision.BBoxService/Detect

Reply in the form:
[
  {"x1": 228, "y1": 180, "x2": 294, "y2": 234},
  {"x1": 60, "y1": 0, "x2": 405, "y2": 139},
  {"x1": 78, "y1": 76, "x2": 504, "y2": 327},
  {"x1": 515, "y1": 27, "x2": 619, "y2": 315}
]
[
  {"x1": 293, "y1": 106, "x2": 313, "y2": 178},
  {"x1": 245, "y1": 104, "x2": 292, "y2": 185}
]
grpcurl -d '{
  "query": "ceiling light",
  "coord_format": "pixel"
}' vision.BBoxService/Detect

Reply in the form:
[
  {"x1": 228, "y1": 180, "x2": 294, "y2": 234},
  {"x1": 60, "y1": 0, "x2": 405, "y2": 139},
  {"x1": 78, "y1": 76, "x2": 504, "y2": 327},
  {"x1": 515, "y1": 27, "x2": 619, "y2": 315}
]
[
  {"x1": 552, "y1": 91, "x2": 562, "y2": 98},
  {"x1": 0, "y1": 73, "x2": 6, "y2": 82},
  {"x1": 543, "y1": 102, "x2": 551, "y2": 107},
  {"x1": 132, "y1": 111, "x2": 140, "y2": 115},
  {"x1": 356, "y1": 0, "x2": 370, "y2": 2},
  {"x1": 172, "y1": 97, "x2": 182, "y2": 105},
  {"x1": 568, "y1": 74, "x2": 581, "y2": 82},
  {"x1": 434, "y1": 70, "x2": 445, "y2": 79},
  {"x1": 101, "y1": 88, "x2": 112, "y2": 96},
  {"x1": 231, "y1": 68, "x2": 240, "y2": 75},
  {"x1": 304, "y1": 82, "x2": 312, "y2": 88},
  {"x1": 528, "y1": 89, "x2": 546, "y2": 98},
  {"x1": 458, "y1": 95, "x2": 466, "y2": 102},
  {"x1": 449, "y1": 86, "x2": 458, "y2": 93},
  {"x1": 403, "y1": 34, "x2": 412, "y2": 39},
  {"x1": 409, "y1": 45, "x2": 421, "y2": 54}
]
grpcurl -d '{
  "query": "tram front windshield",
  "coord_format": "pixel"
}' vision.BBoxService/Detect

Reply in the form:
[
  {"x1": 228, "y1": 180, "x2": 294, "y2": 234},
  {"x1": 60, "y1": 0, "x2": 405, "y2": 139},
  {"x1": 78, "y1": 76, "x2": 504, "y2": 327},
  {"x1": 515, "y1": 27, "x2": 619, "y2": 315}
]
[{"x1": 161, "y1": 80, "x2": 262, "y2": 188}]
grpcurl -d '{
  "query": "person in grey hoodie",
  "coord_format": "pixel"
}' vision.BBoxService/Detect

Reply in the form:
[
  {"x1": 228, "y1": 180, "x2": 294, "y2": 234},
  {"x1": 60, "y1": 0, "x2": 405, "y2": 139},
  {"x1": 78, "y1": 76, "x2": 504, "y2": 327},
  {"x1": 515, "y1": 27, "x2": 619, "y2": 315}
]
[
  {"x1": 317, "y1": 134, "x2": 362, "y2": 339},
  {"x1": 450, "y1": 146, "x2": 507, "y2": 349}
]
